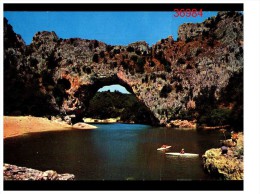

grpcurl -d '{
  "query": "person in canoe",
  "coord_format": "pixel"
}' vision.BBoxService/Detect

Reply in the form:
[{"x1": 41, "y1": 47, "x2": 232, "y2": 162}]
[
  {"x1": 161, "y1": 145, "x2": 168, "y2": 148},
  {"x1": 157, "y1": 145, "x2": 171, "y2": 151},
  {"x1": 180, "y1": 148, "x2": 185, "y2": 154}
]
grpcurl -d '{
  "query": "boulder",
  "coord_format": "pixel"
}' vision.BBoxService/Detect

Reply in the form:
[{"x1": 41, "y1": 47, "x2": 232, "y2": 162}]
[{"x1": 3, "y1": 163, "x2": 75, "y2": 181}]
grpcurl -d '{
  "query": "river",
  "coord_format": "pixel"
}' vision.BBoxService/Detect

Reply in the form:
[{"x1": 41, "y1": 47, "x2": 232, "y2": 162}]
[{"x1": 4, "y1": 123, "x2": 223, "y2": 180}]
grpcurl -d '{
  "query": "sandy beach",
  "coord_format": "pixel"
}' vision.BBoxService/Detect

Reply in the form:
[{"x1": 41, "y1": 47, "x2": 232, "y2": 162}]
[{"x1": 4, "y1": 116, "x2": 96, "y2": 139}]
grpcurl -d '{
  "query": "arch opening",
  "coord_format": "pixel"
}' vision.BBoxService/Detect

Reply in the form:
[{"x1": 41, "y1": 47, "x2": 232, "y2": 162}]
[
  {"x1": 61, "y1": 73, "x2": 160, "y2": 126},
  {"x1": 98, "y1": 84, "x2": 130, "y2": 94},
  {"x1": 82, "y1": 84, "x2": 155, "y2": 125}
]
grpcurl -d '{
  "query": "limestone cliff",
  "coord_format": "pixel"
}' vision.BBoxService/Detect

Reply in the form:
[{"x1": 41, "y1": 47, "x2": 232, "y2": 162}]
[{"x1": 4, "y1": 11, "x2": 243, "y2": 125}]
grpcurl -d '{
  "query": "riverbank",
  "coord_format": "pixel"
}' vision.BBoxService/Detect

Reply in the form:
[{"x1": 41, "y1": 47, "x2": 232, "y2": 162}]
[
  {"x1": 4, "y1": 163, "x2": 75, "y2": 180},
  {"x1": 199, "y1": 125, "x2": 230, "y2": 131},
  {"x1": 202, "y1": 132, "x2": 243, "y2": 180},
  {"x1": 4, "y1": 116, "x2": 96, "y2": 139}
]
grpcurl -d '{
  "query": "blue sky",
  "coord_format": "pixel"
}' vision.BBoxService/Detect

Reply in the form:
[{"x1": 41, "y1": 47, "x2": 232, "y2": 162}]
[
  {"x1": 98, "y1": 85, "x2": 130, "y2": 94},
  {"x1": 4, "y1": 11, "x2": 218, "y2": 93},
  {"x1": 4, "y1": 11, "x2": 218, "y2": 45}
]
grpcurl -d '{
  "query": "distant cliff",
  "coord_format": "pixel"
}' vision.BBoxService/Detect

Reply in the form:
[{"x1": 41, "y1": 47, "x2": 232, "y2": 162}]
[{"x1": 4, "y1": 11, "x2": 243, "y2": 127}]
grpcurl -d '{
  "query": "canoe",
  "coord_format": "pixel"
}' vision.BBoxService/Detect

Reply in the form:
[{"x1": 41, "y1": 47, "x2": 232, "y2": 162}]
[
  {"x1": 157, "y1": 146, "x2": 172, "y2": 151},
  {"x1": 165, "y1": 152, "x2": 199, "y2": 157}
]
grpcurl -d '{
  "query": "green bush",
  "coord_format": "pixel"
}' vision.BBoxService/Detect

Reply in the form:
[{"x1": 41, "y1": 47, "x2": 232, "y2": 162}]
[
  {"x1": 219, "y1": 72, "x2": 243, "y2": 130},
  {"x1": 127, "y1": 46, "x2": 134, "y2": 52},
  {"x1": 198, "y1": 108, "x2": 231, "y2": 126},
  {"x1": 136, "y1": 57, "x2": 145, "y2": 73},
  {"x1": 160, "y1": 84, "x2": 172, "y2": 98},
  {"x1": 92, "y1": 54, "x2": 99, "y2": 63},
  {"x1": 130, "y1": 55, "x2": 138, "y2": 62}
]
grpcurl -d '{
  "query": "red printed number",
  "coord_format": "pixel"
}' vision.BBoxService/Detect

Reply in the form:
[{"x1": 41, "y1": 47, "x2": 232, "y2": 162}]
[{"x1": 174, "y1": 9, "x2": 203, "y2": 17}]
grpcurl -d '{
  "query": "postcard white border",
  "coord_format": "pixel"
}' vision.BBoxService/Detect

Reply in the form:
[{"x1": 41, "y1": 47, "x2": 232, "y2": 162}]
[{"x1": 1, "y1": 0, "x2": 259, "y2": 194}]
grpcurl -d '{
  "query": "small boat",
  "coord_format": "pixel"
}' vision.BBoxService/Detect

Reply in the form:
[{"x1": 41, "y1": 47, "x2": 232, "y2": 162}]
[
  {"x1": 165, "y1": 152, "x2": 199, "y2": 157},
  {"x1": 157, "y1": 146, "x2": 172, "y2": 151}
]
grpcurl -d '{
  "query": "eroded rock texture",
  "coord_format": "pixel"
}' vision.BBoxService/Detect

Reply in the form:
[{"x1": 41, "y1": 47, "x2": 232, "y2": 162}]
[
  {"x1": 4, "y1": 11, "x2": 243, "y2": 125},
  {"x1": 202, "y1": 132, "x2": 244, "y2": 180}
]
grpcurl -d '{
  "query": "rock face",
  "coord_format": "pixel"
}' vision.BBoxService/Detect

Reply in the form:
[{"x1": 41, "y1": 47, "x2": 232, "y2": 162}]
[
  {"x1": 4, "y1": 11, "x2": 243, "y2": 125},
  {"x1": 202, "y1": 132, "x2": 243, "y2": 180},
  {"x1": 168, "y1": 119, "x2": 196, "y2": 129},
  {"x1": 4, "y1": 163, "x2": 75, "y2": 180}
]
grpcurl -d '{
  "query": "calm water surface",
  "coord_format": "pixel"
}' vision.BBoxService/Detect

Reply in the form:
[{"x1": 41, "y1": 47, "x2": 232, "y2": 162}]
[{"x1": 4, "y1": 123, "x2": 223, "y2": 180}]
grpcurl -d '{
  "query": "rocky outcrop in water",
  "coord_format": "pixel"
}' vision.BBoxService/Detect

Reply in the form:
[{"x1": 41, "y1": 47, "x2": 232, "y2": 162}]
[
  {"x1": 4, "y1": 163, "x2": 75, "y2": 180},
  {"x1": 166, "y1": 119, "x2": 196, "y2": 129},
  {"x1": 202, "y1": 132, "x2": 243, "y2": 180},
  {"x1": 4, "y1": 11, "x2": 243, "y2": 126}
]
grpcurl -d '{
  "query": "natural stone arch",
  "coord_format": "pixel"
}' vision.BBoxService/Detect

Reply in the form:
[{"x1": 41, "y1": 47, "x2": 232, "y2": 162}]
[
  {"x1": 4, "y1": 12, "x2": 243, "y2": 126},
  {"x1": 58, "y1": 72, "x2": 159, "y2": 125}
]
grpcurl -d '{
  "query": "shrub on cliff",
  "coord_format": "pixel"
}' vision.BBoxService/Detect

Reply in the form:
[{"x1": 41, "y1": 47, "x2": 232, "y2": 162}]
[
  {"x1": 219, "y1": 72, "x2": 243, "y2": 130},
  {"x1": 106, "y1": 45, "x2": 114, "y2": 52},
  {"x1": 99, "y1": 51, "x2": 105, "y2": 58},
  {"x1": 92, "y1": 54, "x2": 99, "y2": 63},
  {"x1": 113, "y1": 49, "x2": 120, "y2": 55},
  {"x1": 120, "y1": 101, "x2": 152, "y2": 124},
  {"x1": 53, "y1": 79, "x2": 70, "y2": 106},
  {"x1": 127, "y1": 46, "x2": 134, "y2": 52},
  {"x1": 160, "y1": 84, "x2": 172, "y2": 98},
  {"x1": 195, "y1": 86, "x2": 218, "y2": 126},
  {"x1": 136, "y1": 57, "x2": 145, "y2": 73},
  {"x1": 130, "y1": 55, "x2": 138, "y2": 62},
  {"x1": 93, "y1": 40, "x2": 99, "y2": 48},
  {"x1": 198, "y1": 108, "x2": 231, "y2": 126},
  {"x1": 177, "y1": 58, "x2": 186, "y2": 66},
  {"x1": 135, "y1": 50, "x2": 142, "y2": 55},
  {"x1": 82, "y1": 66, "x2": 92, "y2": 74},
  {"x1": 195, "y1": 74, "x2": 243, "y2": 130},
  {"x1": 149, "y1": 60, "x2": 156, "y2": 67},
  {"x1": 46, "y1": 51, "x2": 60, "y2": 69}
]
